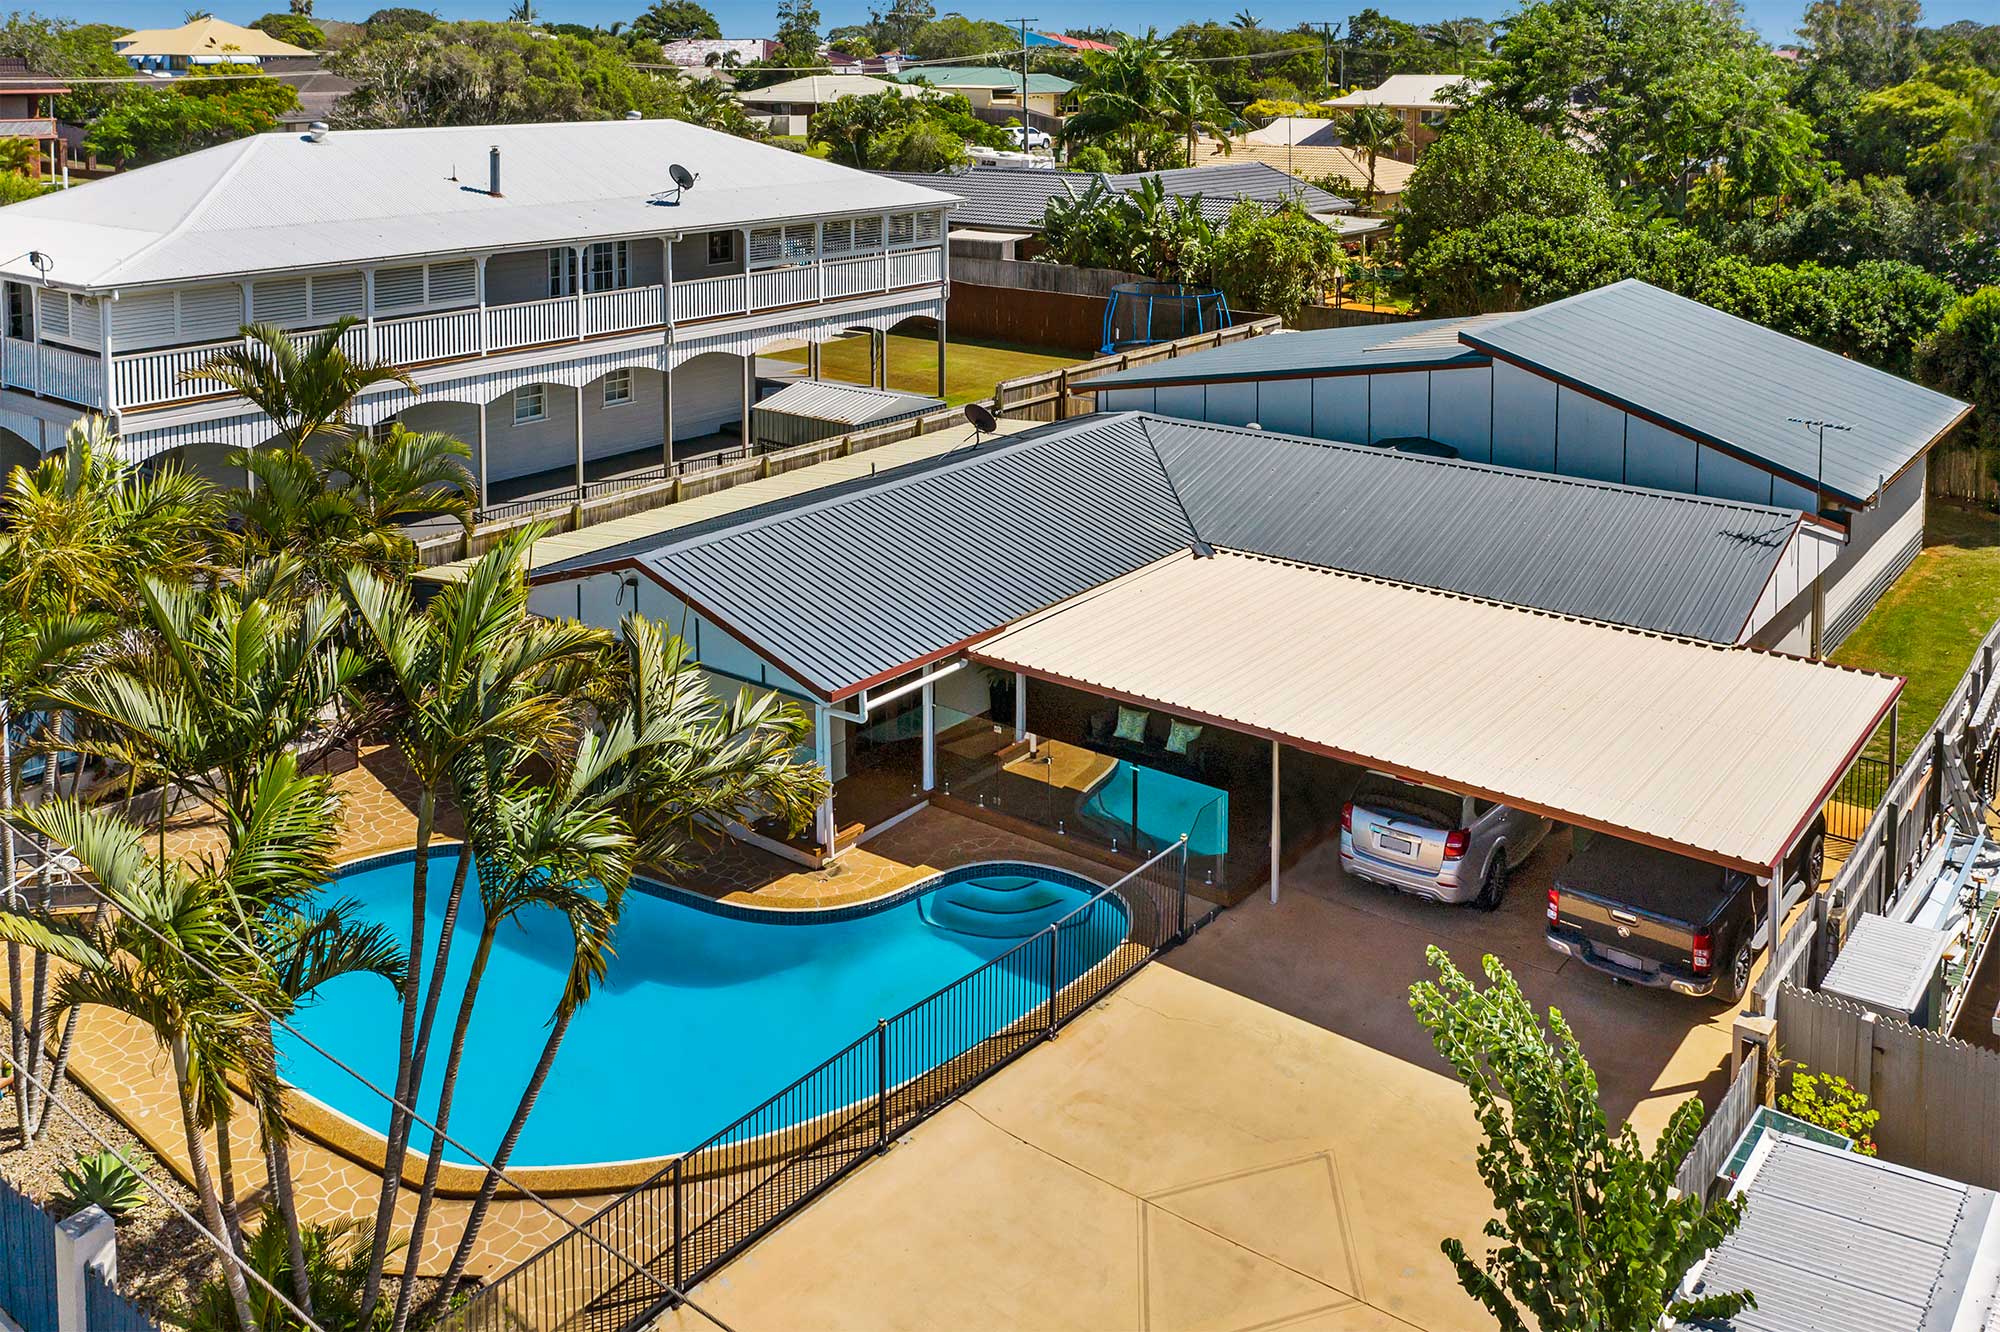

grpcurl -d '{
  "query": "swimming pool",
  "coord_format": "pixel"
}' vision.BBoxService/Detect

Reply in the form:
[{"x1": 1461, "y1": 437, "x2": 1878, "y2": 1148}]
[
  {"x1": 279, "y1": 851, "x2": 1124, "y2": 1167},
  {"x1": 1078, "y1": 760, "x2": 1230, "y2": 858}
]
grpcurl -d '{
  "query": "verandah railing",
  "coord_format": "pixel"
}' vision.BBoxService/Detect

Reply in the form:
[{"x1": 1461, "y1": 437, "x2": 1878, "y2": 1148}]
[{"x1": 443, "y1": 840, "x2": 1211, "y2": 1332}]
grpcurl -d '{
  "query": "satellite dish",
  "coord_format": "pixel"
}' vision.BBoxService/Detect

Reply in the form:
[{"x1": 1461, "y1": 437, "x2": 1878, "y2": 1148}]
[
  {"x1": 669, "y1": 163, "x2": 697, "y2": 190},
  {"x1": 963, "y1": 402, "x2": 997, "y2": 434},
  {"x1": 650, "y1": 164, "x2": 699, "y2": 206}
]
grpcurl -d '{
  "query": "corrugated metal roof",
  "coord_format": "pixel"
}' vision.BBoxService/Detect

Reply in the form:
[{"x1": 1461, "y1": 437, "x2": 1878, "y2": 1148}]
[
  {"x1": 1193, "y1": 139, "x2": 1419, "y2": 197},
  {"x1": 971, "y1": 550, "x2": 1900, "y2": 871},
  {"x1": 1679, "y1": 1137, "x2": 1998, "y2": 1332},
  {"x1": 1077, "y1": 319, "x2": 1498, "y2": 389},
  {"x1": 1818, "y1": 914, "x2": 1953, "y2": 1016},
  {"x1": 1464, "y1": 280, "x2": 1972, "y2": 507},
  {"x1": 875, "y1": 161, "x2": 1351, "y2": 231},
  {"x1": 1, "y1": 120, "x2": 960, "y2": 289},
  {"x1": 1142, "y1": 417, "x2": 1802, "y2": 643},
  {"x1": 1323, "y1": 74, "x2": 1486, "y2": 110},
  {"x1": 895, "y1": 66, "x2": 1076, "y2": 94},
  {"x1": 752, "y1": 380, "x2": 943, "y2": 426},
  {"x1": 736, "y1": 74, "x2": 919, "y2": 103}
]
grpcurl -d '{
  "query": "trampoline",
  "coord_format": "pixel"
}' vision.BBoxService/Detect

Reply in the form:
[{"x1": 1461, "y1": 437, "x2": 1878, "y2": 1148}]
[{"x1": 1101, "y1": 282, "x2": 1232, "y2": 354}]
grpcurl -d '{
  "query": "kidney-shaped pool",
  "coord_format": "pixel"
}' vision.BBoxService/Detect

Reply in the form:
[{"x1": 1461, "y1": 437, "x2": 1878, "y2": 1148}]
[{"x1": 281, "y1": 849, "x2": 1124, "y2": 1167}]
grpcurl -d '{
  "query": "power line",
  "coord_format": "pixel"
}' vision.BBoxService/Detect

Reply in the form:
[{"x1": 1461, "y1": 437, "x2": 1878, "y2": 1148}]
[
  {"x1": 6, "y1": 1056, "x2": 328, "y2": 1332},
  {"x1": 26, "y1": 851, "x2": 737, "y2": 1332}
]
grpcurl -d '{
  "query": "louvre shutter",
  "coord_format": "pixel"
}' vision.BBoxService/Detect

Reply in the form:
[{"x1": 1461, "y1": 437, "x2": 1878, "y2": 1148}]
[
  {"x1": 888, "y1": 213, "x2": 915, "y2": 246},
  {"x1": 111, "y1": 292, "x2": 178, "y2": 345},
  {"x1": 179, "y1": 285, "x2": 245, "y2": 341},
  {"x1": 747, "y1": 227, "x2": 783, "y2": 268},
  {"x1": 822, "y1": 219, "x2": 853, "y2": 255},
  {"x1": 36, "y1": 288, "x2": 67, "y2": 339},
  {"x1": 783, "y1": 224, "x2": 816, "y2": 262},
  {"x1": 250, "y1": 276, "x2": 310, "y2": 325},
  {"x1": 374, "y1": 265, "x2": 425, "y2": 311},
  {"x1": 854, "y1": 216, "x2": 883, "y2": 250},
  {"x1": 69, "y1": 297, "x2": 100, "y2": 346},
  {"x1": 427, "y1": 259, "x2": 476, "y2": 305},
  {"x1": 916, "y1": 210, "x2": 941, "y2": 242},
  {"x1": 309, "y1": 271, "x2": 365, "y2": 319}
]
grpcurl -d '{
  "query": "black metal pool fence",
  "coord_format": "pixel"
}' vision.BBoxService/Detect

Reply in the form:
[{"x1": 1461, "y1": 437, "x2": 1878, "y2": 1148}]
[{"x1": 442, "y1": 839, "x2": 1208, "y2": 1332}]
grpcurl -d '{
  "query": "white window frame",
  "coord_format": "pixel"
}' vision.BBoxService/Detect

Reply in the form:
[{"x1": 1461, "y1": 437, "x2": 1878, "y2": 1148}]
[
  {"x1": 707, "y1": 232, "x2": 735, "y2": 267},
  {"x1": 584, "y1": 241, "x2": 629, "y2": 293},
  {"x1": 601, "y1": 368, "x2": 633, "y2": 407},
  {"x1": 548, "y1": 248, "x2": 578, "y2": 298},
  {"x1": 513, "y1": 383, "x2": 547, "y2": 425}
]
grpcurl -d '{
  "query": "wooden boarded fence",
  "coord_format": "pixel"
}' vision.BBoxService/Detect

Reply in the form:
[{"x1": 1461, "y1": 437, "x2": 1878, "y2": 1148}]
[
  {"x1": 1675, "y1": 1047, "x2": 1760, "y2": 1204},
  {"x1": 1778, "y1": 982, "x2": 2000, "y2": 1190}
]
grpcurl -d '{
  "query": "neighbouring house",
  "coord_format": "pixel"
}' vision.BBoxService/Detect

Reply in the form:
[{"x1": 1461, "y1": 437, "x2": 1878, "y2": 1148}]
[
  {"x1": 1323, "y1": 73, "x2": 1484, "y2": 162},
  {"x1": 656, "y1": 37, "x2": 775, "y2": 70},
  {"x1": 892, "y1": 66, "x2": 1076, "y2": 134},
  {"x1": 1077, "y1": 280, "x2": 1973, "y2": 656},
  {"x1": 1198, "y1": 125, "x2": 1419, "y2": 209},
  {"x1": 113, "y1": 15, "x2": 315, "y2": 75},
  {"x1": 517, "y1": 407, "x2": 1895, "y2": 906},
  {"x1": 872, "y1": 161, "x2": 1363, "y2": 256},
  {"x1": 1675, "y1": 1134, "x2": 2000, "y2": 1331},
  {"x1": 0, "y1": 118, "x2": 956, "y2": 513},
  {"x1": 260, "y1": 56, "x2": 358, "y2": 133},
  {"x1": 0, "y1": 57, "x2": 70, "y2": 179},
  {"x1": 1024, "y1": 31, "x2": 1116, "y2": 53},
  {"x1": 734, "y1": 73, "x2": 921, "y2": 135},
  {"x1": 826, "y1": 47, "x2": 909, "y2": 75}
]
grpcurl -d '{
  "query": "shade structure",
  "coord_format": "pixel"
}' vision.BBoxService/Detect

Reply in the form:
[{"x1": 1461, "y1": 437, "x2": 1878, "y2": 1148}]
[{"x1": 971, "y1": 551, "x2": 1902, "y2": 873}]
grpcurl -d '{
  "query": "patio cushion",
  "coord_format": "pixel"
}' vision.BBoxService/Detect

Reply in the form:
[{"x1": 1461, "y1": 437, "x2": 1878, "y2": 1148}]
[
  {"x1": 1114, "y1": 706, "x2": 1151, "y2": 743},
  {"x1": 1165, "y1": 720, "x2": 1203, "y2": 755}
]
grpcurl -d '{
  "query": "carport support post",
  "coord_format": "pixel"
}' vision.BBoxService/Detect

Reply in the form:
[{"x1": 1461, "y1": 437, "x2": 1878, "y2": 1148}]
[
  {"x1": 808, "y1": 340, "x2": 821, "y2": 381},
  {"x1": 1013, "y1": 671, "x2": 1027, "y2": 742},
  {"x1": 475, "y1": 400, "x2": 489, "y2": 513},
  {"x1": 921, "y1": 679, "x2": 936, "y2": 792},
  {"x1": 1767, "y1": 860, "x2": 1784, "y2": 980},
  {"x1": 935, "y1": 310, "x2": 947, "y2": 398},
  {"x1": 1269, "y1": 740, "x2": 1281, "y2": 905}
]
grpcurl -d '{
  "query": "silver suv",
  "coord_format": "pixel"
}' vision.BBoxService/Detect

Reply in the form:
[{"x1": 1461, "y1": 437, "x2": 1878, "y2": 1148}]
[{"x1": 1339, "y1": 773, "x2": 1553, "y2": 910}]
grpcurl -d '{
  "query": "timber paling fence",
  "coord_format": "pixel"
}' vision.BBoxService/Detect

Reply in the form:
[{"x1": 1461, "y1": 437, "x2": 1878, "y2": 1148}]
[
  {"x1": 443, "y1": 841, "x2": 1213, "y2": 1332},
  {"x1": 418, "y1": 319, "x2": 1284, "y2": 569},
  {"x1": 1674, "y1": 1047, "x2": 1761, "y2": 1204}
]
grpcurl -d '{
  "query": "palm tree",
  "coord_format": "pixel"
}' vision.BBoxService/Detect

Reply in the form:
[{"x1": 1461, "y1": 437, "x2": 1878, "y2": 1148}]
[
  {"x1": 0, "y1": 137, "x2": 35, "y2": 178},
  {"x1": 0, "y1": 797, "x2": 283, "y2": 1332},
  {"x1": 1231, "y1": 9, "x2": 1260, "y2": 30},
  {"x1": 1158, "y1": 67, "x2": 1234, "y2": 167},
  {"x1": 425, "y1": 614, "x2": 823, "y2": 1317},
  {"x1": 343, "y1": 533, "x2": 609, "y2": 1319},
  {"x1": 1335, "y1": 104, "x2": 1408, "y2": 208},
  {"x1": 185, "y1": 319, "x2": 414, "y2": 461},
  {"x1": 1063, "y1": 34, "x2": 1180, "y2": 171}
]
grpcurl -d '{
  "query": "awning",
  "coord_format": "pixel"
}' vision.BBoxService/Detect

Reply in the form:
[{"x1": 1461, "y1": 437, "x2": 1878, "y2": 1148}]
[{"x1": 970, "y1": 551, "x2": 1901, "y2": 873}]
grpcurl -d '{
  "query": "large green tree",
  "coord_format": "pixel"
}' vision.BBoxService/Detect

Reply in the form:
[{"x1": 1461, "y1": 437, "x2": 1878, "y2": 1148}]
[
  {"x1": 82, "y1": 72, "x2": 299, "y2": 167},
  {"x1": 1396, "y1": 105, "x2": 1611, "y2": 261},
  {"x1": 1410, "y1": 948, "x2": 1752, "y2": 1331},
  {"x1": 1800, "y1": 0, "x2": 1922, "y2": 93},
  {"x1": 631, "y1": 0, "x2": 719, "y2": 42},
  {"x1": 1915, "y1": 286, "x2": 2000, "y2": 448}
]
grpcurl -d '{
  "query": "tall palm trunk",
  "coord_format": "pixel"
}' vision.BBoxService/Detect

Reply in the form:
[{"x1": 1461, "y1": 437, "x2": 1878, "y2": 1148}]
[
  {"x1": 214, "y1": 1098, "x2": 247, "y2": 1257},
  {"x1": 2, "y1": 698, "x2": 25, "y2": 1141},
  {"x1": 430, "y1": 1002, "x2": 575, "y2": 1324},
  {"x1": 362, "y1": 786, "x2": 436, "y2": 1318},
  {"x1": 258, "y1": 1018, "x2": 314, "y2": 1319},
  {"x1": 391, "y1": 916, "x2": 498, "y2": 1332},
  {"x1": 174, "y1": 1038, "x2": 259, "y2": 1332},
  {"x1": 21, "y1": 725, "x2": 60, "y2": 1130}
]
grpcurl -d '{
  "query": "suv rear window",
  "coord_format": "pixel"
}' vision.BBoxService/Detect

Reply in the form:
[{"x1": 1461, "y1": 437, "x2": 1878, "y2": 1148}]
[{"x1": 1352, "y1": 776, "x2": 1461, "y2": 828}]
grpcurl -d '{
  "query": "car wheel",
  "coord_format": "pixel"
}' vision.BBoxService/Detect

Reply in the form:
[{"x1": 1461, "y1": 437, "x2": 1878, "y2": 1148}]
[
  {"x1": 1797, "y1": 829, "x2": 1826, "y2": 892},
  {"x1": 1723, "y1": 937, "x2": 1754, "y2": 1006},
  {"x1": 1474, "y1": 856, "x2": 1508, "y2": 912}
]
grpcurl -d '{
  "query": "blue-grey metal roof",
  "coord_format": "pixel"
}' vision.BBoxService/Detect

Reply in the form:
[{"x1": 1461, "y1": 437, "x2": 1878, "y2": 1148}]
[
  {"x1": 1144, "y1": 416, "x2": 1801, "y2": 644},
  {"x1": 1463, "y1": 280, "x2": 1971, "y2": 507},
  {"x1": 873, "y1": 161, "x2": 1351, "y2": 232},
  {"x1": 1077, "y1": 317, "x2": 1501, "y2": 389},
  {"x1": 548, "y1": 411, "x2": 1810, "y2": 697},
  {"x1": 1679, "y1": 1136, "x2": 1998, "y2": 1332}
]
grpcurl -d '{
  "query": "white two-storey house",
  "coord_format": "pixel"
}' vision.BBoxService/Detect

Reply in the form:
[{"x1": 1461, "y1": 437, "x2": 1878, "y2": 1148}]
[{"x1": 0, "y1": 117, "x2": 957, "y2": 511}]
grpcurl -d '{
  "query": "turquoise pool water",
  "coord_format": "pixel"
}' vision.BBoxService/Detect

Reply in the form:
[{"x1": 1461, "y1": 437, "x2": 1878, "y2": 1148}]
[
  {"x1": 279, "y1": 852, "x2": 1123, "y2": 1166},
  {"x1": 1078, "y1": 760, "x2": 1230, "y2": 858}
]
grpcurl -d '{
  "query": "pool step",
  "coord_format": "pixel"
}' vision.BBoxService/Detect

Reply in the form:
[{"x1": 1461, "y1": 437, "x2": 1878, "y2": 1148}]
[{"x1": 921, "y1": 876, "x2": 1084, "y2": 939}]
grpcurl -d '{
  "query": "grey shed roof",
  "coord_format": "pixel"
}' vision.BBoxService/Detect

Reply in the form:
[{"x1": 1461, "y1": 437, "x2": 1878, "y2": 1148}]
[
  {"x1": 1463, "y1": 280, "x2": 1971, "y2": 507},
  {"x1": 874, "y1": 161, "x2": 1351, "y2": 232},
  {"x1": 752, "y1": 380, "x2": 942, "y2": 426},
  {"x1": 1078, "y1": 316, "x2": 1504, "y2": 389},
  {"x1": 1818, "y1": 913, "x2": 1953, "y2": 1018},
  {"x1": 1678, "y1": 1136, "x2": 2000, "y2": 1332},
  {"x1": 547, "y1": 411, "x2": 1810, "y2": 697}
]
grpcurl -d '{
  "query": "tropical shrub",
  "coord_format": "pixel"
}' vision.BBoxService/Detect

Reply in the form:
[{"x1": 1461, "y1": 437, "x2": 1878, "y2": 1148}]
[
  {"x1": 1396, "y1": 106, "x2": 1614, "y2": 263},
  {"x1": 1916, "y1": 285, "x2": 2000, "y2": 448},
  {"x1": 1405, "y1": 213, "x2": 1644, "y2": 315},
  {"x1": 184, "y1": 1206, "x2": 385, "y2": 1332},
  {"x1": 1778, "y1": 1067, "x2": 1881, "y2": 1155},
  {"x1": 1205, "y1": 199, "x2": 1345, "y2": 320},
  {"x1": 56, "y1": 1148, "x2": 149, "y2": 1220}
]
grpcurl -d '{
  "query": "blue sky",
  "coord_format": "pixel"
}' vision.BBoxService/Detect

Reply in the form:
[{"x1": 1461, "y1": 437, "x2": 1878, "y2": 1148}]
[{"x1": 80, "y1": 0, "x2": 1995, "y2": 48}]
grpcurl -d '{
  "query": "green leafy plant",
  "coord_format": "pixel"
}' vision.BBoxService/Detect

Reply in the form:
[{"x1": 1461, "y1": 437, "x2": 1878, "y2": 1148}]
[
  {"x1": 57, "y1": 1148, "x2": 150, "y2": 1219},
  {"x1": 1410, "y1": 948, "x2": 1753, "y2": 1330},
  {"x1": 185, "y1": 1205, "x2": 391, "y2": 1332},
  {"x1": 1778, "y1": 1066, "x2": 1881, "y2": 1155}
]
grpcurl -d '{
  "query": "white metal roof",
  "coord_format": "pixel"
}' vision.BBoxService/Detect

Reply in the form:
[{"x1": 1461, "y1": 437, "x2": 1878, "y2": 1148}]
[
  {"x1": 734, "y1": 74, "x2": 919, "y2": 104},
  {"x1": 0, "y1": 119, "x2": 959, "y2": 291},
  {"x1": 1323, "y1": 74, "x2": 1485, "y2": 110},
  {"x1": 970, "y1": 550, "x2": 1901, "y2": 872},
  {"x1": 752, "y1": 379, "x2": 942, "y2": 425}
]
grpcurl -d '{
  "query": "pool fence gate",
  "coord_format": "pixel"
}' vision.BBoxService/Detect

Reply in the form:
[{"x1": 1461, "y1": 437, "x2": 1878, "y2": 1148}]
[
  {"x1": 443, "y1": 838, "x2": 1212, "y2": 1332},
  {"x1": 0, "y1": 1177, "x2": 155, "y2": 1332}
]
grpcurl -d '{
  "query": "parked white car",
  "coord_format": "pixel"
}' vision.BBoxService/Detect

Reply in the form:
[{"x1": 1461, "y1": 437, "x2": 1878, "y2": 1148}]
[{"x1": 1005, "y1": 124, "x2": 1053, "y2": 151}]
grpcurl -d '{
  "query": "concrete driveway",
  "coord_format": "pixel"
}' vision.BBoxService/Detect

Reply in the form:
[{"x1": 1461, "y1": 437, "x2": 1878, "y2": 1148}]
[{"x1": 665, "y1": 829, "x2": 1740, "y2": 1332}]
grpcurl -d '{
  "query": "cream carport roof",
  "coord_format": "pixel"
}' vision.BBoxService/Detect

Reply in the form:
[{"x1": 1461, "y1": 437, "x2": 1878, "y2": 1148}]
[
  {"x1": 114, "y1": 16, "x2": 313, "y2": 57},
  {"x1": 970, "y1": 551, "x2": 1901, "y2": 873}
]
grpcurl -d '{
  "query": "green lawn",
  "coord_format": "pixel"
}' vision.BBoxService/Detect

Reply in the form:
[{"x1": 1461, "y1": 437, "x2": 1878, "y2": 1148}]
[
  {"x1": 769, "y1": 332, "x2": 1082, "y2": 407},
  {"x1": 1832, "y1": 499, "x2": 2000, "y2": 763}
]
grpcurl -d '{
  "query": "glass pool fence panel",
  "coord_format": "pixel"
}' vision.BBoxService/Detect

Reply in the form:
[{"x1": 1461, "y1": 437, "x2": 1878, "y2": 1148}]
[{"x1": 444, "y1": 841, "x2": 1197, "y2": 1332}]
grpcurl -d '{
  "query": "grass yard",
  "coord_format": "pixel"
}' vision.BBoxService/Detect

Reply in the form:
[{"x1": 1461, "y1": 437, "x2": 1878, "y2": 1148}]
[
  {"x1": 1833, "y1": 498, "x2": 2000, "y2": 763},
  {"x1": 769, "y1": 331, "x2": 1081, "y2": 407}
]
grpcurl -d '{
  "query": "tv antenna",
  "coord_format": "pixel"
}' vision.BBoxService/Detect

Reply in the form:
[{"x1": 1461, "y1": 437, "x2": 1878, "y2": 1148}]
[
  {"x1": 651, "y1": 163, "x2": 698, "y2": 206},
  {"x1": 1787, "y1": 415, "x2": 1852, "y2": 508}
]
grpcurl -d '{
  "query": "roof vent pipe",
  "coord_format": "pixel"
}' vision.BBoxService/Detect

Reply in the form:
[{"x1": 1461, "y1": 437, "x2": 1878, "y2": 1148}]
[
  {"x1": 488, "y1": 145, "x2": 502, "y2": 197},
  {"x1": 625, "y1": 109, "x2": 642, "y2": 120},
  {"x1": 306, "y1": 121, "x2": 328, "y2": 143}
]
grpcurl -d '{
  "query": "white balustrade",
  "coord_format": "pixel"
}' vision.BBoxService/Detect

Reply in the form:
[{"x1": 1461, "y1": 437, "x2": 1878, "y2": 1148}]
[
  {"x1": 747, "y1": 265, "x2": 817, "y2": 311},
  {"x1": 672, "y1": 273, "x2": 746, "y2": 322},
  {"x1": 375, "y1": 307, "x2": 482, "y2": 366},
  {"x1": 582, "y1": 285, "x2": 666, "y2": 337},
  {"x1": 3, "y1": 340, "x2": 104, "y2": 407},
  {"x1": 487, "y1": 295, "x2": 579, "y2": 352},
  {"x1": 823, "y1": 255, "x2": 887, "y2": 299},
  {"x1": 888, "y1": 248, "x2": 943, "y2": 289},
  {"x1": 113, "y1": 338, "x2": 237, "y2": 407},
  {"x1": 1, "y1": 337, "x2": 36, "y2": 394}
]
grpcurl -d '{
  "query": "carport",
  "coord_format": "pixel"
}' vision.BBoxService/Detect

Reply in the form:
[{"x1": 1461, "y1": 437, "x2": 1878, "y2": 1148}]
[{"x1": 970, "y1": 550, "x2": 1902, "y2": 954}]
